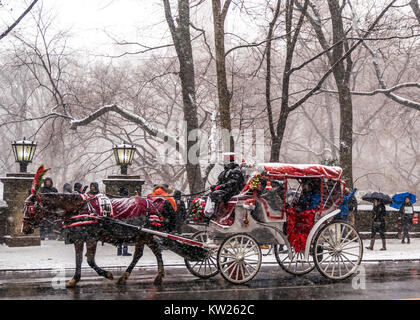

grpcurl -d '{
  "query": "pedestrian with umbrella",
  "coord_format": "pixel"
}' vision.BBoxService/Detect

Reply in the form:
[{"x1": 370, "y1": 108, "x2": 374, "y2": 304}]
[
  {"x1": 391, "y1": 193, "x2": 416, "y2": 244},
  {"x1": 363, "y1": 192, "x2": 392, "y2": 251}
]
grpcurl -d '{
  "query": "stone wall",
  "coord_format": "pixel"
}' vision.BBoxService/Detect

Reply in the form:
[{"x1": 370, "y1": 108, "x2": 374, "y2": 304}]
[
  {"x1": 0, "y1": 200, "x2": 8, "y2": 243},
  {"x1": 0, "y1": 173, "x2": 40, "y2": 246},
  {"x1": 102, "y1": 175, "x2": 144, "y2": 197}
]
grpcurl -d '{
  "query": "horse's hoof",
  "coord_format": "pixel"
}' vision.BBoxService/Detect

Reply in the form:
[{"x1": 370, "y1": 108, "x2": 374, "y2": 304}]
[
  {"x1": 105, "y1": 272, "x2": 114, "y2": 280},
  {"x1": 117, "y1": 272, "x2": 129, "y2": 285},
  {"x1": 66, "y1": 279, "x2": 78, "y2": 288},
  {"x1": 153, "y1": 276, "x2": 163, "y2": 286}
]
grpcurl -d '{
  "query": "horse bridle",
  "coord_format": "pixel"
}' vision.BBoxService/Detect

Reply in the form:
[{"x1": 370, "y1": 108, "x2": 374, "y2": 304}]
[
  {"x1": 22, "y1": 196, "x2": 43, "y2": 227},
  {"x1": 23, "y1": 194, "x2": 96, "y2": 228}
]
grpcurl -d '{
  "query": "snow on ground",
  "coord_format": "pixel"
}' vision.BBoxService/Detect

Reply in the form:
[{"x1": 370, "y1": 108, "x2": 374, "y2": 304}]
[{"x1": 0, "y1": 238, "x2": 419, "y2": 270}]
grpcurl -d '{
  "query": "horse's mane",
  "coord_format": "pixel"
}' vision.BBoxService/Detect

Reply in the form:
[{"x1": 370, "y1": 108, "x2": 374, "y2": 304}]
[{"x1": 39, "y1": 193, "x2": 86, "y2": 213}]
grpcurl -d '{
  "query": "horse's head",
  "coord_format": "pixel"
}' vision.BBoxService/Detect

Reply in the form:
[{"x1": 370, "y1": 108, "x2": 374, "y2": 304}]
[
  {"x1": 22, "y1": 193, "x2": 87, "y2": 234},
  {"x1": 22, "y1": 193, "x2": 42, "y2": 235}
]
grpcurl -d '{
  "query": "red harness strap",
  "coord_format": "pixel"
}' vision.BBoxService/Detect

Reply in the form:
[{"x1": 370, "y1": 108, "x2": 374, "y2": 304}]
[{"x1": 62, "y1": 214, "x2": 98, "y2": 228}]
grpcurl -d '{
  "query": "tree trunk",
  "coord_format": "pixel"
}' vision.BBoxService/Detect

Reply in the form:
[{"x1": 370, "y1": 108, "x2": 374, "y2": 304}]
[
  {"x1": 410, "y1": 0, "x2": 420, "y2": 24},
  {"x1": 163, "y1": 0, "x2": 204, "y2": 192},
  {"x1": 337, "y1": 84, "x2": 354, "y2": 188},
  {"x1": 212, "y1": 0, "x2": 234, "y2": 152},
  {"x1": 327, "y1": 0, "x2": 354, "y2": 187}
]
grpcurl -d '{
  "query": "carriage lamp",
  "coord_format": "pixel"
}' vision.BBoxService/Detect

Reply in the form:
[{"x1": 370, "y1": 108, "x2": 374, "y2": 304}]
[
  {"x1": 11, "y1": 138, "x2": 37, "y2": 173},
  {"x1": 113, "y1": 143, "x2": 136, "y2": 175}
]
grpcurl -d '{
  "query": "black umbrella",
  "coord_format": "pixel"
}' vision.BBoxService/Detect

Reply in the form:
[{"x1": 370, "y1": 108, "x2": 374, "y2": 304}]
[{"x1": 362, "y1": 192, "x2": 392, "y2": 204}]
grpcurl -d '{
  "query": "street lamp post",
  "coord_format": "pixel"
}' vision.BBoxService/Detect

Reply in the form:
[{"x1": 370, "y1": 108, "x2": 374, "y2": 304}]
[
  {"x1": 11, "y1": 138, "x2": 37, "y2": 173},
  {"x1": 0, "y1": 138, "x2": 39, "y2": 246},
  {"x1": 104, "y1": 143, "x2": 143, "y2": 198},
  {"x1": 112, "y1": 143, "x2": 136, "y2": 175}
]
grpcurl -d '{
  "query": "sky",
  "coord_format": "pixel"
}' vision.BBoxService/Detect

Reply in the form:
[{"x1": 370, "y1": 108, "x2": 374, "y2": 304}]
[
  {"x1": 1, "y1": 0, "x2": 171, "y2": 58},
  {"x1": 1, "y1": 0, "x2": 260, "y2": 60},
  {"x1": 44, "y1": 0, "x2": 165, "y2": 56}
]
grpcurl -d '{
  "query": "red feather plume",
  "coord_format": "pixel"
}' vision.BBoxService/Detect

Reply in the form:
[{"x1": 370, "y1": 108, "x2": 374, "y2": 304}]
[{"x1": 31, "y1": 165, "x2": 50, "y2": 194}]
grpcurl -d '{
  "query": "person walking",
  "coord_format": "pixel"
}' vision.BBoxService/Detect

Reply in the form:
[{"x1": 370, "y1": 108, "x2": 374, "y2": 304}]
[
  {"x1": 366, "y1": 199, "x2": 387, "y2": 251},
  {"x1": 40, "y1": 177, "x2": 58, "y2": 240},
  {"x1": 400, "y1": 196, "x2": 414, "y2": 244}
]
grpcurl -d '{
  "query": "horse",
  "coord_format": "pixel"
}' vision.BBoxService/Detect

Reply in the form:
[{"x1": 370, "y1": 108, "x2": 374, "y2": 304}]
[{"x1": 21, "y1": 192, "x2": 175, "y2": 288}]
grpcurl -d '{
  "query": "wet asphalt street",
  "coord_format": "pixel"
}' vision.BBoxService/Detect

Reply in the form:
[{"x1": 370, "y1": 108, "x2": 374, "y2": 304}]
[{"x1": 1, "y1": 261, "x2": 420, "y2": 300}]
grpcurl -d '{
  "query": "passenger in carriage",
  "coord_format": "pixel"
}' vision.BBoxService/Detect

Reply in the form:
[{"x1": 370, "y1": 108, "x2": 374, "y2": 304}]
[
  {"x1": 204, "y1": 152, "x2": 245, "y2": 219},
  {"x1": 296, "y1": 181, "x2": 321, "y2": 213}
]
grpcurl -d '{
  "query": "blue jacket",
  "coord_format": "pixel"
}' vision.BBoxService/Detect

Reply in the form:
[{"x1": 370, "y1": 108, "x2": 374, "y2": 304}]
[
  {"x1": 338, "y1": 189, "x2": 357, "y2": 216},
  {"x1": 298, "y1": 192, "x2": 321, "y2": 212}
]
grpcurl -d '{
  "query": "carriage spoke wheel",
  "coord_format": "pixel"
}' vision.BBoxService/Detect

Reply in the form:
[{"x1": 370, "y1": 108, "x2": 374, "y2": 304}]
[
  {"x1": 217, "y1": 233, "x2": 261, "y2": 284},
  {"x1": 184, "y1": 231, "x2": 219, "y2": 279},
  {"x1": 274, "y1": 244, "x2": 315, "y2": 275},
  {"x1": 313, "y1": 221, "x2": 363, "y2": 280}
]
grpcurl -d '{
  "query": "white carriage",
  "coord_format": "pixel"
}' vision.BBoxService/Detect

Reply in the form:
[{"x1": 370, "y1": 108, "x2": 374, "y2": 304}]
[{"x1": 184, "y1": 163, "x2": 363, "y2": 284}]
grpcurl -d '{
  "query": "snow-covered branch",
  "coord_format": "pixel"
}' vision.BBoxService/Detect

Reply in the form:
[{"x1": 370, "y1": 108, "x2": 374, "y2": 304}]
[
  {"x1": 321, "y1": 82, "x2": 420, "y2": 97},
  {"x1": 69, "y1": 104, "x2": 184, "y2": 154},
  {"x1": 349, "y1": 3, "x2": 420, "y2": 112}
]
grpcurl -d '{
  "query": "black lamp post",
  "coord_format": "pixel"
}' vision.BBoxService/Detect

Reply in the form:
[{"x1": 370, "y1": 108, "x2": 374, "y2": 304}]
[
  {"x1": 112, "y1": 143, "x2": 136, "y2": 175},
  {"x1": 11, "y1": 138, "x2": 37, "y2": 173}
]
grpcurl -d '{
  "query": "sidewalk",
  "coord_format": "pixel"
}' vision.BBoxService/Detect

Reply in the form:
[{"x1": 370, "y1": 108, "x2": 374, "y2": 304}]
[{"x1": 0, "y1": 238, "x2": 419, "y2": 271}]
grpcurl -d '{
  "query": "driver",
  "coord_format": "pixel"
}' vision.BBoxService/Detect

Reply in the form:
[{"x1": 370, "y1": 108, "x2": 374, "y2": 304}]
[{"x1": 204, "y1": 152, "x2": 245, "y2": 218}]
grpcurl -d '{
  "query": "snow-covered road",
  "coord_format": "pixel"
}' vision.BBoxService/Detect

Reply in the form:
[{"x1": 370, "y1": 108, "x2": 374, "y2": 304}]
[{"x1": 0, "y1": 238, "x2": 419, "y2": 270}]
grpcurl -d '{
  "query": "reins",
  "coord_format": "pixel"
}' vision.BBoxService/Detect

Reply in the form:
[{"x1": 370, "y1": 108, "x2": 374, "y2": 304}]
[{"x1": 104, "y1": 187, "x2": 212, "y2": 200}]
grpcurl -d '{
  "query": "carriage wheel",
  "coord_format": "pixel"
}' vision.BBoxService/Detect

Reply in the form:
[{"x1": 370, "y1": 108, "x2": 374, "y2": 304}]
[
  {"x1": 313, "y1": 221, "x2": 363, "y2": 280},
  {"x1": 217, "y1": 233, "x2": 262, "y2": 284},
  {"x1": 184, "y1": 231, "x2": 219, "y2": 279},
  {"x1": 274, "y1": 244, "x2": 315, "y2": 275}
]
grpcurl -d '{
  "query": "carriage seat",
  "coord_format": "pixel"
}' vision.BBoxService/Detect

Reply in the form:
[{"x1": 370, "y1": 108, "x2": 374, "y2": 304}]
[
  {"x1": 212, "y1": 202, "x2": 235, "y2": 226},
  {"x1": 260, "y1": 189, "x2": 284, "y2": 211}
]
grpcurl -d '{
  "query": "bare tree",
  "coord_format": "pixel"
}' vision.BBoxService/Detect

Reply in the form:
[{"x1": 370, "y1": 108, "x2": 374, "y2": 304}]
[{"x1": 0, "y1": 0, "x2": 39, "y2": 41}]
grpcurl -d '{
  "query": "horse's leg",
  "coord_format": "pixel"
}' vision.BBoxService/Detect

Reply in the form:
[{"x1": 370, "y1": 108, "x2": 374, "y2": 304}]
[
  {"x1": 118, "y1": 239, "x2": 145, "y2": 285},
  {"x1": 147, "y1": 235, "x2": 165, "y2": 286},
  {"x1": 86, "y1": 241, "x2": 113, "y2": 280},
  {"x1": 66, "y1": 242, "x2": 84, "y2": 288}
]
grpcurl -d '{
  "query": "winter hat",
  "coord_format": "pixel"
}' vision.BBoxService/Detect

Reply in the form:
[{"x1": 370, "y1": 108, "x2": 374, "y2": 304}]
[{"x1": 74, "y1": 182, "x2": 83, "y2": 192}]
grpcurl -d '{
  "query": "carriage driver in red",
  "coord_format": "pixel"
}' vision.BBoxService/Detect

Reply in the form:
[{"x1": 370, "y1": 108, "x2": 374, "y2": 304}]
[{"x1": 204, "y1": 152, "x2": 245, "y2": 220}]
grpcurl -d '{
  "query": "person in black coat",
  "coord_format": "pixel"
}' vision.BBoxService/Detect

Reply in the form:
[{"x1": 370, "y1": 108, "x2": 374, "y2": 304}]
[
  {"x1": 204, "y1": 153, "x2": 245, "y2": 218},
  {"x1": 117, "y1": 187, "x2": 132, "y2": 256},
  {"x1": 73, "y1": 182, "x2": 85, "y2": 194},
  {"x1": 366, "y1": 199, "x2": 387, "y2": 250},
  {"x1": 87, "y1": 182, "x2": 100, "y2": 195},
  {"x1": 40, "y1": 177, "x2": 58, "y2": 240},
  {"x1": 173, "y1": 190, "x2": 187, "y2": 234},
  {"x1": 63, "y1": 183, "x2": 72, "y2": 193},
  {"x1": 400, "y1": 197, "x2": 414, "y2": 244}
]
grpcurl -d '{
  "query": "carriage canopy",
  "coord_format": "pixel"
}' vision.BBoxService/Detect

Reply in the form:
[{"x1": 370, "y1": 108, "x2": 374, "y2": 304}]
[{"x1": 256, "y1": 163, "x2": 342, "y2": 179}]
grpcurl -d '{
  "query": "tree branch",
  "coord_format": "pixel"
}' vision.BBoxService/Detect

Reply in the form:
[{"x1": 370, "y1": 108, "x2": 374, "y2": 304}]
[{"x1": 0, "y1": 0, "x2": 39, "y2": 41}]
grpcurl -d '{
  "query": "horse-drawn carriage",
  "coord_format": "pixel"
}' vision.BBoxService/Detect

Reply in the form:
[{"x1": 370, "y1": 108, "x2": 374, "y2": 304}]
[
  {"x1": 21, "y1": 163, "x2": 363, "y2": 287},
  {"x1": 184, "y1": 163, "x2": 363, "y2": 284}
]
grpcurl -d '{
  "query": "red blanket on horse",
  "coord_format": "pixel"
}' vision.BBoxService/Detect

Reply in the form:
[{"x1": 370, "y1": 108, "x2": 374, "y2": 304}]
[{"x1": 80, "y1": 194, "x2": 167, "y2": 221}]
